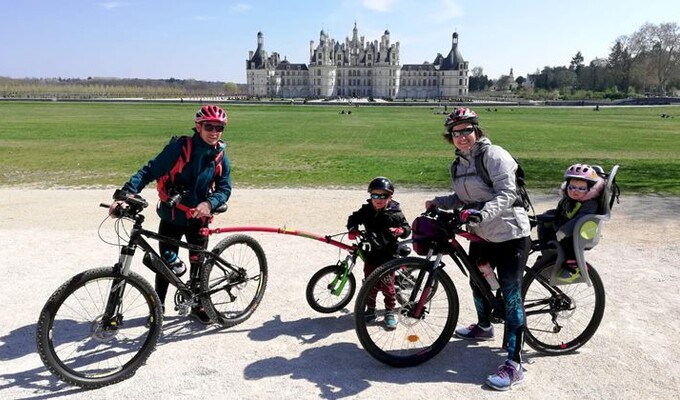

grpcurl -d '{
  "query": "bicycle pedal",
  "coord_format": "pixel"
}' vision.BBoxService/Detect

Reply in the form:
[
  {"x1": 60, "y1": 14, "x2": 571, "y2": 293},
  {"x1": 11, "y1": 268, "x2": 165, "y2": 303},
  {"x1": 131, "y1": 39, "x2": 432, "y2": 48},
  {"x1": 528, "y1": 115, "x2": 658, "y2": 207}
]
[{"x1": 174, "y1": 304, "x2": 190, "y2": 316}]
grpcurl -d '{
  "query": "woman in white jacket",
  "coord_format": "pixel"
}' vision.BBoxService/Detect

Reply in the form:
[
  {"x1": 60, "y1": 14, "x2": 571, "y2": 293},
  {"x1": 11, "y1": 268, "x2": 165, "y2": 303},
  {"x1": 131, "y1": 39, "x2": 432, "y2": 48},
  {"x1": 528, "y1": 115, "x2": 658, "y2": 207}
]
[{"x1": 426, "y1": 108, "x2": 531, "y2": 391}]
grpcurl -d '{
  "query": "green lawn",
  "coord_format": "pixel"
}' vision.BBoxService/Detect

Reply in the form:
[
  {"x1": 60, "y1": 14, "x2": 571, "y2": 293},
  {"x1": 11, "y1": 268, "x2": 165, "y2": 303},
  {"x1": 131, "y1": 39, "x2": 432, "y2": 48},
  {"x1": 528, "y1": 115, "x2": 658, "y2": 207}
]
[{"x1": 1, "y1": 101, "x2": 679, "y2": 194}]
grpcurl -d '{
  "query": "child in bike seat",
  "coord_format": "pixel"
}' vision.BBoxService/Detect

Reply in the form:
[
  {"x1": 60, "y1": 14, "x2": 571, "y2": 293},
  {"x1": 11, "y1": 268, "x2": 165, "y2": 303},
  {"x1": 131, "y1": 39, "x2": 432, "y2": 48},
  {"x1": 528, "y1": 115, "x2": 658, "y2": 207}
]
[
  {"x1": 537, "y1": 163, "x2": 605, "y2": 262},
  {"x1": 346, "y1": 177, "x2": 411, "y2": 330}
]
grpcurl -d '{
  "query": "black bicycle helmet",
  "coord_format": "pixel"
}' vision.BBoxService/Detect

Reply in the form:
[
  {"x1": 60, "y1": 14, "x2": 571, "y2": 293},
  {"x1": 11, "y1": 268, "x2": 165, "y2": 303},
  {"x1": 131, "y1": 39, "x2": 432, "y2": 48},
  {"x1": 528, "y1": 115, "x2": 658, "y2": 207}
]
[{"x1": 368, "y1": 176, "x2": 394, "y2": 193}]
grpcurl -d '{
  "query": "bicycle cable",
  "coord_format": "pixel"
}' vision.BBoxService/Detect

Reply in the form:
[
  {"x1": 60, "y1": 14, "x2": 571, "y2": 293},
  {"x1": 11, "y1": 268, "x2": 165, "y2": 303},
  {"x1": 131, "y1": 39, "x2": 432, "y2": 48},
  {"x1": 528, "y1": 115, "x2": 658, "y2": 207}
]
[{"x1": 97, "y1": 214, "x2": 130, "y2": 248}]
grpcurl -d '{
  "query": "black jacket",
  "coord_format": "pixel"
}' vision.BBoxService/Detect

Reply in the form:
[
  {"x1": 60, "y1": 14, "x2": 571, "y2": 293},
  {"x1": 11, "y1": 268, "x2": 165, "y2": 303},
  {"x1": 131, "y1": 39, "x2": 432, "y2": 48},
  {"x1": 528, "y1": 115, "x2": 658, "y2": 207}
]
[{"x1": 346, "y1": 200, "x2": 411, "y2": 264}]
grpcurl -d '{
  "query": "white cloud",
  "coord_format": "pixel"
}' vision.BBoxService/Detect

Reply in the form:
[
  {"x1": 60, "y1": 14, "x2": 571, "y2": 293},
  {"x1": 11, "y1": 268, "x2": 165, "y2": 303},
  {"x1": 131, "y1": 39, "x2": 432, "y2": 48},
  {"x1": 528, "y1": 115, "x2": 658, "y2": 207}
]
[
  {"x1": 361, "y1": 0, "x2": 398, "y2": 12},
  {"x1": 230, "y1": 3, "x2": 251, "y2": 13},
  {"x1": 430, "y1": 0, "x2": 464, "y2": 23},
  {"x1": 98, "y1": 2, "x2": 126, "y2": 9}
]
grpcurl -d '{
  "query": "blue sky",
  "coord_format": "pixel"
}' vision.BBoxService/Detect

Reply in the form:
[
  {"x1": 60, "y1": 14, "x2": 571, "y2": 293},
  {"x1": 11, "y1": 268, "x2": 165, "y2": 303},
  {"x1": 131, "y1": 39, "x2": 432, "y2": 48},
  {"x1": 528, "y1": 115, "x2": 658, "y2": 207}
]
[{"x1": 1, "y1": 0, "x2": 677, "y2": 83}]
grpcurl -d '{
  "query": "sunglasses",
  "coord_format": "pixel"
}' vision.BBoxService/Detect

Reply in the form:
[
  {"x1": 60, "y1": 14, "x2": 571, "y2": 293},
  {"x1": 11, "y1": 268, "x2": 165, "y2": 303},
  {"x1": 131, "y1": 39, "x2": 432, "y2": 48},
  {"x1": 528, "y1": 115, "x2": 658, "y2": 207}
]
[
  {"x1": 567, "y1": 185, "x2": 588, "y2": 193},
  {"x1": 370, "y1": 193, "x2": 390, "y2": 200},
  {"x1": 203, "y1": 123, "x2": 225, "y2": 132},
  {"x1": 449, "y1": 127, "x2": 475, "y2": 138}
]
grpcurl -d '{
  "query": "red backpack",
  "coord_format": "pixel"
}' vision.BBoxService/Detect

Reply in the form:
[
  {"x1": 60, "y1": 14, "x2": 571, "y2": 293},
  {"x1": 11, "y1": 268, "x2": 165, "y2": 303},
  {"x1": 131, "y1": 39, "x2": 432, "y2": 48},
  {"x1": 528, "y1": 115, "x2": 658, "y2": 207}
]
[{"x1": 156, "y1": 136, "x2": 224, "y2": 218}]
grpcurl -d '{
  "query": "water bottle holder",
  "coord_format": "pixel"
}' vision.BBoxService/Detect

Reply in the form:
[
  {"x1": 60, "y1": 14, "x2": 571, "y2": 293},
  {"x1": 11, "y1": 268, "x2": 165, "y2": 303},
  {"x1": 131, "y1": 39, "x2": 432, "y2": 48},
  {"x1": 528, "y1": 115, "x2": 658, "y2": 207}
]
[{"x1": 173, "y1": 265, "x2": 187, "y2": 277}]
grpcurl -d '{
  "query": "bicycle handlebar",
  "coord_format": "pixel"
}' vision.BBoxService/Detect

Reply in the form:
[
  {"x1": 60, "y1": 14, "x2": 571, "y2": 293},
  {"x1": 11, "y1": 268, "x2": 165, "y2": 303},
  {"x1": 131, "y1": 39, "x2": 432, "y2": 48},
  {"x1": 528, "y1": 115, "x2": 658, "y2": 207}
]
[
  {"x1": 101, "y1": 189, "x2": 228, "y2": 220},
  {"x1": 422, "y1": 207, "x2": 485, "y2": 243}
]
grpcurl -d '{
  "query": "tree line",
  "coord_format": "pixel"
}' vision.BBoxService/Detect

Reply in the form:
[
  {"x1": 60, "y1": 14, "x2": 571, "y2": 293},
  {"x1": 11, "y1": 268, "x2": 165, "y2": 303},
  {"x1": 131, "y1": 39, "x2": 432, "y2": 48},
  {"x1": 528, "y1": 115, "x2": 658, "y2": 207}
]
[
  {"x1": 469, "y1": 22, "x2": 680, "y2": 99},
  {"x1": 0, "y1": 77, "x2": 245, "y2": 99}
]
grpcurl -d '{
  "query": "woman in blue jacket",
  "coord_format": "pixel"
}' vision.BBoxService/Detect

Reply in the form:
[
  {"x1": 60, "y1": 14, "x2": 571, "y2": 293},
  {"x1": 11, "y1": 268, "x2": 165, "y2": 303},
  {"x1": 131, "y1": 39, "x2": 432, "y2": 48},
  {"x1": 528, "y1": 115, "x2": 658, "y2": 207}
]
[{"x1": 115, "y1": 104, "x2": 232, "y2": 324}]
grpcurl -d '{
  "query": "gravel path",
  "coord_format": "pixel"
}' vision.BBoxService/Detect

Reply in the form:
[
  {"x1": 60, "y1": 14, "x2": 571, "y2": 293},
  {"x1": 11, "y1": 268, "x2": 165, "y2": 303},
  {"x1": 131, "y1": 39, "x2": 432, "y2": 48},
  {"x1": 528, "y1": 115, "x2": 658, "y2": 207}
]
[{"x1": 1, "y1": 188, "x2": 678, "y2": 399}]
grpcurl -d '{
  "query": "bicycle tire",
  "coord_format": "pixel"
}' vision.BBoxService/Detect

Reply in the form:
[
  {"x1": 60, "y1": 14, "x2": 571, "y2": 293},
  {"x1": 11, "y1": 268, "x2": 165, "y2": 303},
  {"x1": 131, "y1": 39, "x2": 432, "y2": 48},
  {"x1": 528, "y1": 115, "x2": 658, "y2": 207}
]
[
  {"x1": 522, "y1": 256, "x2": 606, "y2": 354},
  {"x1": 36, "y1": 267, "x2": 162, "y2": 388},
  {"x1": 201, "y1": 234, "x2": 268, "y2": 328},
  {"x1": 354, "y1": 257, "x2": 459, "y2": 367},
  {"x1": 306, "y1": 265, "x2": 356, "y2": 313}
]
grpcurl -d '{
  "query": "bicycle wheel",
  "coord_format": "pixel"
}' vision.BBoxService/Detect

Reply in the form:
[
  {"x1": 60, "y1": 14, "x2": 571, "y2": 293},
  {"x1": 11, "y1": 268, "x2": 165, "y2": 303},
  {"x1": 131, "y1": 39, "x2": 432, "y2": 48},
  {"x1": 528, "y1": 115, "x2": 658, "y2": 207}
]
[
  {"x1": 306, "y1": 265, "x2": 356, "y2": 313},
  {"x1": 522, "y1": 256, "x2": 606, "y2": 354},
  {"x1": 201, "y1": 234, "x2": 268, "y2": 328},
  {"x1": 354, "y1": 257, "x2": 459, "y2": 367},
  {"x1": 36, "y1": 267, "x2": 162, "y2": 388}
]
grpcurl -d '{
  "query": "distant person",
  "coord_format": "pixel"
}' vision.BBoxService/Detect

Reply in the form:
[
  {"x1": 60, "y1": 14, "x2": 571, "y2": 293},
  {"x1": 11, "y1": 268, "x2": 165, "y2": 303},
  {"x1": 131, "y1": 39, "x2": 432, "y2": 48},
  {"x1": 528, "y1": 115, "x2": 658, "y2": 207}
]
[
  {"x1": 425, "y1": 108, "x2": 531, "y2": 391},
  {"x1": 110, "y1": 104, "x2": 232, "y2": 324},
  {"x1": 346, "y1": 177, "x2": 411, "y2": 330}
]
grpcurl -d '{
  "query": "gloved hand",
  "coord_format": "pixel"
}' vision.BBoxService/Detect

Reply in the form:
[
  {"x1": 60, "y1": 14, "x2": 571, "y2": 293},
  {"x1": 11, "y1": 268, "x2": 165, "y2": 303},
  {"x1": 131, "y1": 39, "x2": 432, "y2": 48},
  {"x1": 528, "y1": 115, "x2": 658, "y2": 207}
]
[
  {"x1": 108, "y1": 201, "x2": 125, "y2": 218},
  {"x1": 556, "y1": 230, "x2": 567, "y2": 241},
  {"x1": 460, "y1": 209, "x2": 483, "y2": 224},
  {"x1": 390, "y1": 227, "x2": 405, "y2": 237},
  {"x1": 348, "y1": 230, "x2": 361, "y2": 241}
]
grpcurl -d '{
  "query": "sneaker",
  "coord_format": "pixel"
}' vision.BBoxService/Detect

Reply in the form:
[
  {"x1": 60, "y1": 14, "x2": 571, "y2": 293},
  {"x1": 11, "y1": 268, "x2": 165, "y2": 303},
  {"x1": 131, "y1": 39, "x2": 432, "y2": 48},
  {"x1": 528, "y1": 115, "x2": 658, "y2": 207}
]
[
  {"x1": 557, "y1": 261, "x2": 581, "y2": 283},
  {"x1": 364, "y1": 308, "x2": 377, "y2": 323},
  {"x1": 485, "y1": 360, "x2": 524, "y2": 391},
  {"x1": 190, "y1": 306, "x2": 212, "y2": 325},
  {"x1": 454, "y1": 323, "x2": 494, "y2": 340},
  {"x1": 384, "y1": 312, "x2": 398, "y2": 330}
]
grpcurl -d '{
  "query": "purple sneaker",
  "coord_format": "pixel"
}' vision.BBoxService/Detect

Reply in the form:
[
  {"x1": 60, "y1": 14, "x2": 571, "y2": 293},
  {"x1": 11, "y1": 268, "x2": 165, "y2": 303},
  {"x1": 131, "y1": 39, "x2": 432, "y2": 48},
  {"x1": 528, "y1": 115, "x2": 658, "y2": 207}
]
[
  {"x1": 454, "y1": 323, "x2": 494, "y2": 340},
  {"x1": 486, "y1": 360, "x2": 524, "y2": 391}
]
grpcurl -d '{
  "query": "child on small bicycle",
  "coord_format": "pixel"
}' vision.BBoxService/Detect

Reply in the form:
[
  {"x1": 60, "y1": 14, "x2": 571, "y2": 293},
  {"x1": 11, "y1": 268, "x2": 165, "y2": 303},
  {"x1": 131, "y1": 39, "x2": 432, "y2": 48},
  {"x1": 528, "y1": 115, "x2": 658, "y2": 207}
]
[
  {"x1": 346, "y1": 177, "x2": 411, "y2": 330},
  {"x1": 537, "y1": 163, "x2": 604, "y2": 263}
]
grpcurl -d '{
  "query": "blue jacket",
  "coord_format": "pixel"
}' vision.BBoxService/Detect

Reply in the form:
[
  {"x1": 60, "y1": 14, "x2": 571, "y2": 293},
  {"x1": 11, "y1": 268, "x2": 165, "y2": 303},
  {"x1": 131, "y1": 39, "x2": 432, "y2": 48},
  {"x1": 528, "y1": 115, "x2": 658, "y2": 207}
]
[{"x1": 122, "y1": 131, "x2": 232, "y2": 226}]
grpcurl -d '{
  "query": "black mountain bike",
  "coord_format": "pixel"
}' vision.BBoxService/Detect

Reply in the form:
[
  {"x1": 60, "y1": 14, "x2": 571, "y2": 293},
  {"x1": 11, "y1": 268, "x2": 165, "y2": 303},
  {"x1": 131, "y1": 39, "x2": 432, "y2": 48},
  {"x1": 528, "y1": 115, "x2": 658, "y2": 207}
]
[
  {"x1": 353, "y1": 208, "x2": 605, "y2": 367},
  {"x1": 36, "y1": 191, "x2": 268, "y2": 388}
]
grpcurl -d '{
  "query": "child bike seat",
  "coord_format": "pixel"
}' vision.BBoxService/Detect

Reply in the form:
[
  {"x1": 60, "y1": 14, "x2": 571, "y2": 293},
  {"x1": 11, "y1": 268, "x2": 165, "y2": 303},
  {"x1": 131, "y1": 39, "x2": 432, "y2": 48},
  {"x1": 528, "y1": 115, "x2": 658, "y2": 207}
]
[{"x1": 550, "y1": 165, "x2": 620, "y2": 286}]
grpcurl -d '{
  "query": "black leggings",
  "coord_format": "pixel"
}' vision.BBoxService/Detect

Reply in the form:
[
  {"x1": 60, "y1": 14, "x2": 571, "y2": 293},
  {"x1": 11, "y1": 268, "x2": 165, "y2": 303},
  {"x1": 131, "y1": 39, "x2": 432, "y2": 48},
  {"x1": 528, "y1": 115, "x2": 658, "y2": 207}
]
[
  {"x1": 156, "y1": 219, "x2": 208, "y2": 306},
  {"x1": 468, "y1": 236, "x2": 531, "y2": 363}
]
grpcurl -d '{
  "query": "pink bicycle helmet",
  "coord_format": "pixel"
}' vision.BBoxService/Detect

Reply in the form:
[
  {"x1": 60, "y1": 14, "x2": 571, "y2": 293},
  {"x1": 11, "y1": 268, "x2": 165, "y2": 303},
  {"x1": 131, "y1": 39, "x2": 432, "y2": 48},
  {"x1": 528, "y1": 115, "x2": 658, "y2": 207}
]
[
  {"x1": 562, "y1": 163, "x2": 605, "y2": 200},
  {"x1": 444, "y1": 108, "x2": 478, "y2": 128},
  {"x1": 564, "y1": 163, "x2": 600, "y2": 183},
  {"x1": 195, "y1": 104, "x2": 228, "y2": 124}
]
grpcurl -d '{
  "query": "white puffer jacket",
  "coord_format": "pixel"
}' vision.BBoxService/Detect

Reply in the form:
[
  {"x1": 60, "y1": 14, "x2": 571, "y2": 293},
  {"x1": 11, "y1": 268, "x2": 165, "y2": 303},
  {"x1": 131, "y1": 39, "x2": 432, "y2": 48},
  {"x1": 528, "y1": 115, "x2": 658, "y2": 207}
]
[{"x1": 432, "y1": 137, "x2": 531, "y2": 243}]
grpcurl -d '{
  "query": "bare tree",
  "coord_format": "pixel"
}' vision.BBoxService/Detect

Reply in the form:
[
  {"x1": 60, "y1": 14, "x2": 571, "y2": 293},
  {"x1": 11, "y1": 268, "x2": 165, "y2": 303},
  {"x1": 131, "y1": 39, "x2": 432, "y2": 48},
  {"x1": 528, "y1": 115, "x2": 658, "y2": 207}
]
[{"x1": 628, "y1": 22, "x2": 680, "y2": 94}]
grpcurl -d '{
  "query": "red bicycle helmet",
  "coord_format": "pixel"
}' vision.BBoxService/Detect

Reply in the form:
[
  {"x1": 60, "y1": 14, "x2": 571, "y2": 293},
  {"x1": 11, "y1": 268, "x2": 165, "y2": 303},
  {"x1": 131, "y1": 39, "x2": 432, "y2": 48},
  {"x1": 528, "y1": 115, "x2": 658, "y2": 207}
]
[
  {"x1": 444, "y1": 108, "x2": 478, "y2": 128},
  {"x1": 195, "y1": 104, "x2": 228, "y2": 124}
]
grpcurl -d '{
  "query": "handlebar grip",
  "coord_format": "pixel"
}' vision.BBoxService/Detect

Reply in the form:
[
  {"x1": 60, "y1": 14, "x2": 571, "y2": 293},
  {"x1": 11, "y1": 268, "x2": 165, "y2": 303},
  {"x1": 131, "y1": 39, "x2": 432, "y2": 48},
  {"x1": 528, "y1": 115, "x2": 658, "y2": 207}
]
[{"x1": 127, "y1": 196, "x2": 148, "y2": 208}]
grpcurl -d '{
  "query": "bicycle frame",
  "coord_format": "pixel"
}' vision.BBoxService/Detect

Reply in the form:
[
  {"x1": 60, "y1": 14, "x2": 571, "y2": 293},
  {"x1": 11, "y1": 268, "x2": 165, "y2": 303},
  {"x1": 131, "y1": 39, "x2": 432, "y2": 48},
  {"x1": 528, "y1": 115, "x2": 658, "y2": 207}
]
[
  {"x1": 415, "y1": 222, "x2": 577, "y2": 323},
  {"x1": 406, "y1": 232, "x2": 504, "y2": 320},
  {"x1": 106, "y1": 211, "x2": 242, "y2": 318}
]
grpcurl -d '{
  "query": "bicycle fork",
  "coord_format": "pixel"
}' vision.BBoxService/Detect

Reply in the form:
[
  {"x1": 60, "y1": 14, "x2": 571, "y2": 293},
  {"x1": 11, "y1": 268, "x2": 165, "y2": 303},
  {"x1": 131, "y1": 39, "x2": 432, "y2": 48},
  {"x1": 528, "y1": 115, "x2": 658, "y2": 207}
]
[
  {"x1": 331, "y1": 255, "x2": 356, "y2": 296},
  {"x1": 411, "y1": 253, "x2": 445, "y2": 319},
  {"x1": 101, "y1": 245, "x2": 137, "y2": 328}
]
